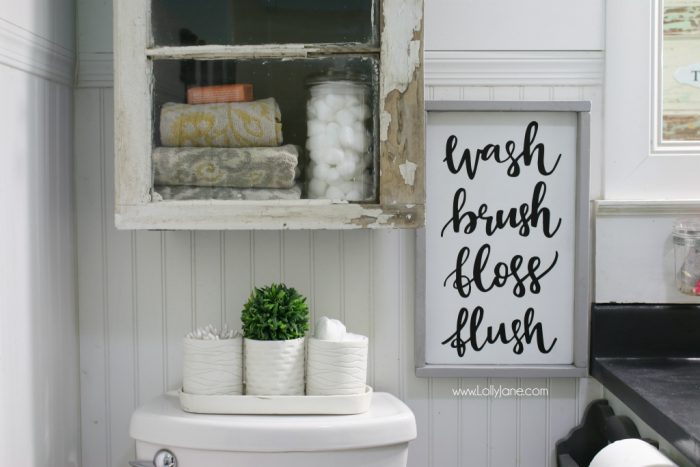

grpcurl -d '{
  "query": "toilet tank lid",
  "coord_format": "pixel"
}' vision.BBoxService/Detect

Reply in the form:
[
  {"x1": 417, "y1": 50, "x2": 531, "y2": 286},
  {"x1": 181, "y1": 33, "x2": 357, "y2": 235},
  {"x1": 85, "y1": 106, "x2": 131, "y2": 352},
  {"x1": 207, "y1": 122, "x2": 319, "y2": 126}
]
[{"x1": 129, "y1": 392, "x2": 417, "y2": 452}]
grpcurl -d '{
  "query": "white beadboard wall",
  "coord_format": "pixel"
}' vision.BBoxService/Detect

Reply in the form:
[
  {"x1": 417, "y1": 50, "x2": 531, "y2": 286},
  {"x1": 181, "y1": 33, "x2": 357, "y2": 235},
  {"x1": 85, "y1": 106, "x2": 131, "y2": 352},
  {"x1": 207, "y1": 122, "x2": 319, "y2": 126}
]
[
  {"x1": 0, "y1": 3, "x2": 78, "y2": 466},
  {"x1": 75, "y1": 83, "x2": 605, "y2": 467}
]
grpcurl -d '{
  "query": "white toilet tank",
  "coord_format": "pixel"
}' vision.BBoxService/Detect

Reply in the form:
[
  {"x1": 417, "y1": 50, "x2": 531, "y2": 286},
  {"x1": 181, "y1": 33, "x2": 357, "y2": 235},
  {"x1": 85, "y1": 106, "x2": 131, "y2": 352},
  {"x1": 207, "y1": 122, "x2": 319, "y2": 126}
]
[{"x1": 129, "y1": 392, "x2": 417, "y2": 467}]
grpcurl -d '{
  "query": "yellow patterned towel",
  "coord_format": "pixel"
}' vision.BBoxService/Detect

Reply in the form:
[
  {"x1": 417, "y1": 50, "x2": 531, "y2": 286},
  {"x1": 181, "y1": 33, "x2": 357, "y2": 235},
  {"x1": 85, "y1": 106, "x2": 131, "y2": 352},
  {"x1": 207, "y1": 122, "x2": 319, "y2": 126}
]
[{"x1": 159, "y1": 97, "x2": 283, "y2": 148}]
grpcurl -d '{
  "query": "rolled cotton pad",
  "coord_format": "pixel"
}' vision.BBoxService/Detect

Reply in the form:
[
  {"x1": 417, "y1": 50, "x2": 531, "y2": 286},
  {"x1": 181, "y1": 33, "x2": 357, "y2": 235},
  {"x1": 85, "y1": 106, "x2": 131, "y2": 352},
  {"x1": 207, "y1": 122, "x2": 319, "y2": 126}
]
[
  {"x1": 590, "y1": 439, "x2": 677, "y2": 467},
  {"x1": 315, "y1": 316, "x2": 347, "y2": 341}
]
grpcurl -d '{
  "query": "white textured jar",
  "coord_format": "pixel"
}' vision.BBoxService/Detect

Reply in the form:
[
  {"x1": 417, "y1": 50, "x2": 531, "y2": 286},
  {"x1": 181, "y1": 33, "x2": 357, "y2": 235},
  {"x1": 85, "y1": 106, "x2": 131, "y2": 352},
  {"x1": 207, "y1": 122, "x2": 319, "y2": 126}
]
[
  {"x1": 244, "y1": 337, "x2": 305, "y2": 395},
  {"x1": 182, "y1": 336, "x2": 243, "y2": 395},
  {"x1": 306, "y1": 337, "x2": 368, "y2": 396},
  {"x1": 305, "y1": 76, "x2": 374, "y2": 201}
]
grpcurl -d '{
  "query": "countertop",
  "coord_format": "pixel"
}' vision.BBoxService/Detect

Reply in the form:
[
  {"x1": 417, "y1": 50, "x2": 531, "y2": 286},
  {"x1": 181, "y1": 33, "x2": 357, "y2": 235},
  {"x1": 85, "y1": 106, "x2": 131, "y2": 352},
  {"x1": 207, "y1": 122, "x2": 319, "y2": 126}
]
[{"x1": 590, "y1": 304, "x2": 700, "y2": 465}]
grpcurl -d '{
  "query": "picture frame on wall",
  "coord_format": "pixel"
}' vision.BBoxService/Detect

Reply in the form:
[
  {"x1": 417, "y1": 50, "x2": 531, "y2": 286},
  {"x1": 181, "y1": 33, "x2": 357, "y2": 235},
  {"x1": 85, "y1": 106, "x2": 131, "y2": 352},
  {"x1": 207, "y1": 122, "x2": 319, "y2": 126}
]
[{"x1": 416, "y1": 101, "x2": 591, "y2": 378}]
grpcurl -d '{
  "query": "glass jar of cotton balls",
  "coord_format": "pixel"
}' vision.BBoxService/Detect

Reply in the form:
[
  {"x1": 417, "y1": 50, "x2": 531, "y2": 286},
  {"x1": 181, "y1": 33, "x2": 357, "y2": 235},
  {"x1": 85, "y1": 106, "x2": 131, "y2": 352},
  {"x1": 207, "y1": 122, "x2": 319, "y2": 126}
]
[{"x1": 305, "y1": 75, "x2": 374, "y2": 201}]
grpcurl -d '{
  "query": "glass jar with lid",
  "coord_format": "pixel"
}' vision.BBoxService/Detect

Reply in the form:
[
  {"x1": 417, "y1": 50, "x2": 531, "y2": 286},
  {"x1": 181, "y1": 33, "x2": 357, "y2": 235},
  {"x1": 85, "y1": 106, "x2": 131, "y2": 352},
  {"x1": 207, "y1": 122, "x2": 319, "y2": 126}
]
[
  {"x1": 672, "y1": 219, "x2": 700, "y2": 295},
  {"x1": 305, "y1": 72, "x2": 375, "y2": 201}
]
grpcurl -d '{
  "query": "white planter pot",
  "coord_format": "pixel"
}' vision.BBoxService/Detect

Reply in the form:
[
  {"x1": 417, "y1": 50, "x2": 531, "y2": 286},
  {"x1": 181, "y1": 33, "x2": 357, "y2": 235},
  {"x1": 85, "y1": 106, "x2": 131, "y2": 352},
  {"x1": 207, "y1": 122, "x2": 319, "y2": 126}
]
[
  {"x1": 182, "y1": 337, "x2": 243, "y2": 395},
  {"x1": 244, "y1": 337, "x2": 305, "y2": 395},
  {"x1": 306, "y1": 337, "x2": 368, "y2": 395}
]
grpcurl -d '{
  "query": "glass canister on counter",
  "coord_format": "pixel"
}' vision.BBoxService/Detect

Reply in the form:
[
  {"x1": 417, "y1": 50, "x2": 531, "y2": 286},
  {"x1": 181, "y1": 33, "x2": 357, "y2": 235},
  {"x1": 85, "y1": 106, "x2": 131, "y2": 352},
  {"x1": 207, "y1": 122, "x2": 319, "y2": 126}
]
[
  {"x1": 305, "y1": 73, "x2": 375, "y2": 201},
  {"x1": 673, "y1": 219, "x2": 700, "y2": 295}
]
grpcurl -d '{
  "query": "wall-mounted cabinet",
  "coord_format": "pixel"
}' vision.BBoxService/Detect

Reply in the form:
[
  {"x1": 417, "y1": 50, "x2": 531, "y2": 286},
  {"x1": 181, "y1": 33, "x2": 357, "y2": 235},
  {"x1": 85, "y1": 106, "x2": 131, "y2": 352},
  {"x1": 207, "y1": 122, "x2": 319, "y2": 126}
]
[{"x1": 114, "y1": 0, "x2": 424, "y2": 229}]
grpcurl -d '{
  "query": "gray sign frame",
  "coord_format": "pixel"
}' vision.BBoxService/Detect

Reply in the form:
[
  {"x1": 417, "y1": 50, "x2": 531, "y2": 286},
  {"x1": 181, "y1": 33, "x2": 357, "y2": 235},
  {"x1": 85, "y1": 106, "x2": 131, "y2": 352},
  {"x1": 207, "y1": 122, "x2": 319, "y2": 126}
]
[{"x1": 416, "y1": 101, "x2": 591, "y2": 378}]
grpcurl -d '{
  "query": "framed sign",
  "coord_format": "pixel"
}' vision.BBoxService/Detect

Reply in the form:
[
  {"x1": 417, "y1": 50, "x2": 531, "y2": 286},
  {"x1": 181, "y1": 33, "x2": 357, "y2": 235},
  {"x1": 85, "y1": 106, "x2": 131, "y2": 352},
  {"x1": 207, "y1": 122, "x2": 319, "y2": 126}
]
[{"x1": 416, "y1": 101, "x2": 591, "y2": 377}]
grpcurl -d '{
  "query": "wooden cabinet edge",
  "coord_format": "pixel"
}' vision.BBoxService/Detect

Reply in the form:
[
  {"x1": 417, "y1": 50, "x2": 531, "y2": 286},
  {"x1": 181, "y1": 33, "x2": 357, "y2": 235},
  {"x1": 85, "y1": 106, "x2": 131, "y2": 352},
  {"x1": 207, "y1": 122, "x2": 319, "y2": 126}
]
[{"x1": 115, "y1": 203, "x2": 424, "y2": 230}]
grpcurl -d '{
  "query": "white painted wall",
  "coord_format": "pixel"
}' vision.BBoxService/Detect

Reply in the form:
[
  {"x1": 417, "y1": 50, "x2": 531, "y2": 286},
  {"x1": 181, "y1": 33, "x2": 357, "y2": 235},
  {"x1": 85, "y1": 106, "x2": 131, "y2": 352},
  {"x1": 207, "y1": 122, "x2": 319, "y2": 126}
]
[{"x1": 0, "y1": 3, "x2": 79, "y2": 467}]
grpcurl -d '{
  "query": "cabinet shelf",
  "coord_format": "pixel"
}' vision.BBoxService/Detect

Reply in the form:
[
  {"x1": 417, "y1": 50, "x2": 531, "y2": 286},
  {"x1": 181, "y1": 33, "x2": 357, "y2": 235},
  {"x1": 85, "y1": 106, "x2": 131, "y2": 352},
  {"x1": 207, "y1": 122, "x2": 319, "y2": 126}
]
[{"x1": 146, "y1": 44, "x2": 380, "y2": 60}]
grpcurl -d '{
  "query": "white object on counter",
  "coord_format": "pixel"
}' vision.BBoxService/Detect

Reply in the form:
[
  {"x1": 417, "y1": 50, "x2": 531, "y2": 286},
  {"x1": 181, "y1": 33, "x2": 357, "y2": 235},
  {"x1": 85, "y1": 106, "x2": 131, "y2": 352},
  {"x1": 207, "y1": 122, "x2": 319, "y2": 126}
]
[{"x1": 589, "y1": 439, "x2": 678, "y2": 467}]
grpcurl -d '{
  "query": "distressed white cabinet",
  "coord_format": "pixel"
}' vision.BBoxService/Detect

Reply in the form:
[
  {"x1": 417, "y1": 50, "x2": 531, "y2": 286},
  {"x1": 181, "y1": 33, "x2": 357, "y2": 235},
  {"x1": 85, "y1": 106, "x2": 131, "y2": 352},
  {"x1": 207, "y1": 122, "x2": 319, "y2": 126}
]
[{"x1": 114, "y1": 0, "x2": 424, "y2": 229}]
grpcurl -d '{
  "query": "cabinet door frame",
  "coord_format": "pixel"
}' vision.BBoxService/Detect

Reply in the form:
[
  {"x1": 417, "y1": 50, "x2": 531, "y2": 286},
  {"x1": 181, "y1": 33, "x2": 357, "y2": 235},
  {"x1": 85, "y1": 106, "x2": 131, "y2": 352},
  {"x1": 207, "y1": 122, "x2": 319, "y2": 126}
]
[{"x1": 114, "y1": 0, "x2": 424, "y2": 230}]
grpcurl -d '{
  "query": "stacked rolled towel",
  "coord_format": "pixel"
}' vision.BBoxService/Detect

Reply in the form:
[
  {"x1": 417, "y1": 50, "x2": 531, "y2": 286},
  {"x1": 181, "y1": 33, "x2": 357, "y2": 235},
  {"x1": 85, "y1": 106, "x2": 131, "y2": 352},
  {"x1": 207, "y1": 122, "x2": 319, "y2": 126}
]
[
  {"x1": 160, "y1": 98, "x2": 282, "y2": 148},
  {"x1": 155, "y1": 95, "x2": 301, "y2": 200}
]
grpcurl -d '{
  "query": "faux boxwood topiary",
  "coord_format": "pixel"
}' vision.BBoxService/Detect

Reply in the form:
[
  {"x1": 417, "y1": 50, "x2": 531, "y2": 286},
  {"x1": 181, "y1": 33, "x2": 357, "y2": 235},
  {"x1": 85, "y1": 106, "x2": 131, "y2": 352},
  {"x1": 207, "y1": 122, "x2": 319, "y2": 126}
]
[{"x1": 241, "y1": 284, "x2": 309, "y2": 341}]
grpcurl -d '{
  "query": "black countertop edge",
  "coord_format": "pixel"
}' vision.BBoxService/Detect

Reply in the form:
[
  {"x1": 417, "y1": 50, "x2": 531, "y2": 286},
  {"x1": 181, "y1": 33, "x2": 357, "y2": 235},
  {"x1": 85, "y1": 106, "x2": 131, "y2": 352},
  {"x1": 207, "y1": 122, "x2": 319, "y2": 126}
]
[
  {"x1": 591, "y1": 303, "x2": 700, "y2": 359},
  {"x1": 591, "y1": 358, "x2": 700, "y2": 466}
]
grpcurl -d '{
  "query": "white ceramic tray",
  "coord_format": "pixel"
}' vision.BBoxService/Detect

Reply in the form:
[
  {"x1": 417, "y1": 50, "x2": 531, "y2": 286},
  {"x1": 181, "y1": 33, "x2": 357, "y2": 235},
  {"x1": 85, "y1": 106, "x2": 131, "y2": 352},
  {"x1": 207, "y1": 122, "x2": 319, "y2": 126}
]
[{"x1": 179, "y1": 385, "x2": 373, "y2": 415}]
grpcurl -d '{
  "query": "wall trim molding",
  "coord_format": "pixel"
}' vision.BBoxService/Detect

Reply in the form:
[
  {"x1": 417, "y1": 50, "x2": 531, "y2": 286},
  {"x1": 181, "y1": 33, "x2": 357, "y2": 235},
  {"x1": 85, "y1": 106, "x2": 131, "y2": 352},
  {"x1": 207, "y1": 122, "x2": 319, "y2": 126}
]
[
  {"x1": 595, "y1": 200, "x2": 700, "y2": 216},
  {"x1": 424, "y1": 50, "x2": 605, "y2": 87},
  {"x1": 76, "y1": 52, "x2": 113, "y2": 88},
  {"x1": 76, "y1": 50, "x2": 605, "y2": 89},
  {"x1": 0, "y1": 17, "x2": 74, "y2": 85}
]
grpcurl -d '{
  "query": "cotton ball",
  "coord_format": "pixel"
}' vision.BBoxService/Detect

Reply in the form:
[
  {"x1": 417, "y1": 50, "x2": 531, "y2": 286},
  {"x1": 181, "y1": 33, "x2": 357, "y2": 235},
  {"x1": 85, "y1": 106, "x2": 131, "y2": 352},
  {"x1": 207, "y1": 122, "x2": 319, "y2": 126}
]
[
  {"x1": 308, "y1": 148, "x2": 324, "y2": 163},
  {"x1": 337, "y1": 157, "x2": 357, "y2": 179},
  {"x1": 307, "y1": 120, "x2": 324, "y2": 137},
  {"x1": 325, "y1": 94, "x2": 345, "y2": 112},
  {"x1": 314, "y1": 99, "x2": 334, "y2": 122},
  {"x1": 309, "y1": 178, "x2": 327, "y2": 198},
  {"x1": 325, "y1": 185, "x2": 345, "y2": 199},
  {"x1": 307, "y1": 98, "x2": 320, "y2": 118},
  {"x1": 325, "y1": 122, "x2": 340, "y2": 147},
  {"x1": 323, "y1": 147, "x2": 345, "y2": 165},
  {"x1": 351, "y1": 129, "x2": 370, "y2": 153},
  {"x1": 343, "y1": 150, "x2": 361, "y2": 166},
  {"x1": 313, "y1": 163, "x2": 330, "y2": 180},
  {"x1": 325, "y1": 167, "x2": 340, "y2": 183},
  {"x1": 305, "y1": 164, "x2": 315, "y2": 179},
  {"x1": 306, "y1": 134, "x2": 328, "y2": 153},
  {"x1": 346, "y1": 189, "x2": 364, "y2": 201},
  {"x1": 335, "y1": 108, "x2": 356, "y2": 127},
  {"x1": 339, "y1": 125, "x2": 356, "y2": 149}
]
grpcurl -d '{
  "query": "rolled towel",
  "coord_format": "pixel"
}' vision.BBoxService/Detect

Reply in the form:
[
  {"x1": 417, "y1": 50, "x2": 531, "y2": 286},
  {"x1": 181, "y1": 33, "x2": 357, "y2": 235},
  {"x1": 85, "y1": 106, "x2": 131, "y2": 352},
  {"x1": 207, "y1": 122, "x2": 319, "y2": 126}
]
[
  {"x1": 152, "y1": 145, "x2": 299, "y2": 188},
  {"x1": 159, "y1": 97, "x2": 283, "y2": 148},
  {"x1": 153, "y1": 184, "x2": 302, "y2": 201},
  {"x1": 314, "y1": 316, "x2": 347, "y2": 341}
]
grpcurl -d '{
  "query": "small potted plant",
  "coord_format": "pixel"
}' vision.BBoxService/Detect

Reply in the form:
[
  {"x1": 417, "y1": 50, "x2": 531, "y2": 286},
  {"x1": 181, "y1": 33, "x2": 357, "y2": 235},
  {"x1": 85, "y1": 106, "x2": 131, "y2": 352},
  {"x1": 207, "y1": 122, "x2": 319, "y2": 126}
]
[{"x1": 242, "y1": 283, "x2": 309, "y2": 395}]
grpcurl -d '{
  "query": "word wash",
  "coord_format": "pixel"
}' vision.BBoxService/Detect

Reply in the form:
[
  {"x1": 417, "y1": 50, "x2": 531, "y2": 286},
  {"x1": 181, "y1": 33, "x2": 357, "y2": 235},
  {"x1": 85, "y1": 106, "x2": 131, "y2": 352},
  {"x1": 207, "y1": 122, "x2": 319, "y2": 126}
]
[{"x1": 440, "y1": 121, "x2": 561, "y2": 357}]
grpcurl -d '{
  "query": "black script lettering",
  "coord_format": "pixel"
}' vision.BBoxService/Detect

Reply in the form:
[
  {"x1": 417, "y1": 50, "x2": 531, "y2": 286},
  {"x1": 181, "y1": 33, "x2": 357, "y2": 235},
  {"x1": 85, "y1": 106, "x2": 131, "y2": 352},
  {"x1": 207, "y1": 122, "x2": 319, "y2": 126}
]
[
  {"x1": 443, "y1": 244, "x2": 559, "y2": 298},
  {"x1": 440, "y1": 181, "x2": 562, "y2": 238},
  {"x1": 442, "y1": 121, "x2": 562, "y2": 180},
  {"x1": 441, "y1": 306, "x2": 557, "y2": 356}
]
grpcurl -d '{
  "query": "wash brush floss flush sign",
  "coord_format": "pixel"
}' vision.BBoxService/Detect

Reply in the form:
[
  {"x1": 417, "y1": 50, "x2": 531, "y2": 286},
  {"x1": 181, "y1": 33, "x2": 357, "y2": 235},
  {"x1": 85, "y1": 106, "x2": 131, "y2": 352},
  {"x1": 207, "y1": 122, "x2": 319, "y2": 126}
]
[{"x1": 425, "y1": 111, "x2": 577, "y2": 365}]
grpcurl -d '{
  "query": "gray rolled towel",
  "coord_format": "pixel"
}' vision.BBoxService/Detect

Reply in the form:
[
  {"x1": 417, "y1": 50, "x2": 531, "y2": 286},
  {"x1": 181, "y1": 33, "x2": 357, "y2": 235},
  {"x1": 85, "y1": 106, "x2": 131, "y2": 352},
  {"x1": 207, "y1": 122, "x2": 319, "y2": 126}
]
[{"x1": 152, "y1": 145, "x2": 299, "y2": 188}]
